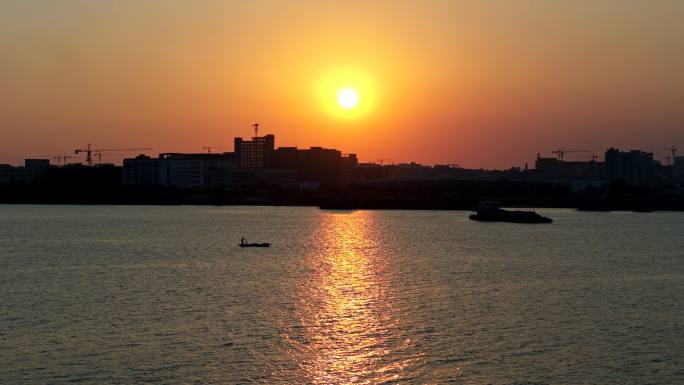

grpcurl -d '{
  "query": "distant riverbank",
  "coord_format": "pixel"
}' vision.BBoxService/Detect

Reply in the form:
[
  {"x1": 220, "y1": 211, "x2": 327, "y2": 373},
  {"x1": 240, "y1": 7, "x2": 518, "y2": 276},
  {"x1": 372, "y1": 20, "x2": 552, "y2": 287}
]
[{"x1": 2, "y1": 179, "x2": 683, "y2": 211}]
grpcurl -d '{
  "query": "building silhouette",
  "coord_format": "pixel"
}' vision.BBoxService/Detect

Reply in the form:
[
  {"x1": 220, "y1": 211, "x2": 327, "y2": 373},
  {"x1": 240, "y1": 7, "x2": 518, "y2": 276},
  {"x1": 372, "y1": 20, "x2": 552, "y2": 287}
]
[
  {"x1": 273, "y1": 146, "x2": 353, "y2": 189},
  {"x1": 605, "y1": 148, "x2": 654, "y2": 186},
  {"x1": 0, "y1": 164, "x2": 14, "y2": 184},
  {"x1": 123, "y1": 155, "x2": 159, "y2": 185},
  {"x1": 533, "y1": 154, "x2": 607, "y2": 190},
  {"x1": 24, "y1": 159, "x2": 50, "y2": 183},
  {"x1": 3, "y1": 135, "x2": 681, "y2": 206},
  {"x1": 118, "y1": 134, "x2": 358, "y2": 190},
  {"x1": 0, "y1": 159, "x2": 50, "y2": 184},
  {"x1": 234, "y1": 134, "x2": 275, "y2": 168},
  {"x1": 124, "y1": 152, "x2": 238, "y2": 189}
]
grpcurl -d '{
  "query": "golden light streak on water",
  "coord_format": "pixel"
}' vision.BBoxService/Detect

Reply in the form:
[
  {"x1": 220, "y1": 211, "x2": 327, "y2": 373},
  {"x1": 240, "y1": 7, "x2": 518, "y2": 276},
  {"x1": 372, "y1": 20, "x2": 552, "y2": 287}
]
[{"x1": 294, "y1": 211, "x2": 421, "y2": 384}]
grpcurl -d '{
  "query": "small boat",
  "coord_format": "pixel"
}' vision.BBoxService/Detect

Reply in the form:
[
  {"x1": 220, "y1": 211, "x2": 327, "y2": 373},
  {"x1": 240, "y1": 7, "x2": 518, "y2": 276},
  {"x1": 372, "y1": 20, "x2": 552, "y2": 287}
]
[
  {"x1": 239, "y1": 242, "x2": 270, "y2": 248},
  {"x1": 469, "y1": 202, "x2": 552, "y2": 224},
  {"x1": 239, "y1": 238, "x2": 270, "y2": 248}
]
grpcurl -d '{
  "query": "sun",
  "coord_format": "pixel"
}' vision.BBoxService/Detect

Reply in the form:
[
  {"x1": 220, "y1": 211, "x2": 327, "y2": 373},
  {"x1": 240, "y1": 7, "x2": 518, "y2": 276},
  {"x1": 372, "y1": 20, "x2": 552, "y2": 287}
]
[
  {"x1": 316, "y1": 70, "x2": 376, "y2": 119},
  {"x1": 337, "y1": 87, "x2": 359, "y2": 109}
]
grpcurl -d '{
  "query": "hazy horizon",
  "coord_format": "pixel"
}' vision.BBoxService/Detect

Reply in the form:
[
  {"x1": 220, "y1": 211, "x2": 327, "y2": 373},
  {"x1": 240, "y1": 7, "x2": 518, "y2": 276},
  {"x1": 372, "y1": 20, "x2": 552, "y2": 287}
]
[{"x1": 2, "y1": 1, "x2": 683, "y2": 168}]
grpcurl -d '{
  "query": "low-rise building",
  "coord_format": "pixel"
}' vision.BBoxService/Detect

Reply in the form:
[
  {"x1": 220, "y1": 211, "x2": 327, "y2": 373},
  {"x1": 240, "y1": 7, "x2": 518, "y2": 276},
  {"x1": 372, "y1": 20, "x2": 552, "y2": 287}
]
[
  {"x1": 123, "y1": 153, "x2": 238, "y2": 189},
  {"x1": 0, "y1": 159, "x2": 50, "y2": 184},
  {"x1": 533, "y1": 155, "x2": 607, "y2": 189},
  {"x1": 273, "y1": 145, "x2": 353, "y2": 189}
]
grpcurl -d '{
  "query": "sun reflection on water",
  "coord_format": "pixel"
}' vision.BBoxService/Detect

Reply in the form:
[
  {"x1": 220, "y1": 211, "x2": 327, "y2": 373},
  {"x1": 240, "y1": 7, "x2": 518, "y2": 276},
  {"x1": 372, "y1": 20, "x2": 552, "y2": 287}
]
[{"x1": 287, "y1": 211, "x2": 421, "y2": 384}]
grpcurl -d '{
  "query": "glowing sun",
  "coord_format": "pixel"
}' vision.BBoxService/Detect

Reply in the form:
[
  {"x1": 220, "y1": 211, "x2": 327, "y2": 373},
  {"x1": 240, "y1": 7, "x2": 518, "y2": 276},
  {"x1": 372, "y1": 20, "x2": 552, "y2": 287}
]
[{"x1": 337, "y1": 87, "x2": 359, "y2": 109}]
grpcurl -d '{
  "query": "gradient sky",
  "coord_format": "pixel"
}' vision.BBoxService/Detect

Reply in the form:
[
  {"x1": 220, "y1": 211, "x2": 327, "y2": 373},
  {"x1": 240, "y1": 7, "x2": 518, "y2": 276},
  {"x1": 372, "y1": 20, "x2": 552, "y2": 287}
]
[{"x1": 1, "y1": 0, "x2": 683, "y2": 168}]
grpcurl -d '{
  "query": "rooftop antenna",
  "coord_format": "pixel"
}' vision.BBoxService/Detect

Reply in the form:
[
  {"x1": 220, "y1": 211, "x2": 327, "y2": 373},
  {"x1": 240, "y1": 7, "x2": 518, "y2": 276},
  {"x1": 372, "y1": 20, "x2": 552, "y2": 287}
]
[{"x1": 253, "y1": 123, "x2": 259, "y2": 138}]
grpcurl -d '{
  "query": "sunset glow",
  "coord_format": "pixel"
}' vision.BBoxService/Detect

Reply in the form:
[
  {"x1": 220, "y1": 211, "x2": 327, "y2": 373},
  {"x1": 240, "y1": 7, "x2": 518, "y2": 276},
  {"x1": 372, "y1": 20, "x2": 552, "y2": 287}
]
[{"x1": 1, "y1": 2, "x2": 683, "y2": 167}]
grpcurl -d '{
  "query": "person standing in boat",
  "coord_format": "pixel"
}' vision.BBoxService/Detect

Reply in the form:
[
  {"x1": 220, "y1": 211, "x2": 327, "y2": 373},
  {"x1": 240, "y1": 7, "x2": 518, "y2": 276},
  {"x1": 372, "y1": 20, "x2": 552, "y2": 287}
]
[{"x1": 241, "y1": 237, "x2": 245, "y2": 245}]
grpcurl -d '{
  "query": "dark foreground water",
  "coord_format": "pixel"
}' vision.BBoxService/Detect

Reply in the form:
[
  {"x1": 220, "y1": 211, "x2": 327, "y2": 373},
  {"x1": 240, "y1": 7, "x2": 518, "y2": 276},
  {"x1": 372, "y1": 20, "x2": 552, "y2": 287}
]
[{"x1": 1, "y1": 205, "x2": 683, "y2": 384}]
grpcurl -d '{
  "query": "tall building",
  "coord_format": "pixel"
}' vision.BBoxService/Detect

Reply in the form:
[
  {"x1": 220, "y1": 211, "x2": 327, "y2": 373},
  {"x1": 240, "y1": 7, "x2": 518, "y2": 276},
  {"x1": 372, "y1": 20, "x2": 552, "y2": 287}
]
[
  {"x1": 234, "y1": 134, "x2": 275, "y2": 168},
  {"x1": 123, "y1": 155, "x2": 159, "y2": 185},
  {"x1": 605, "y1": 148, "x2": 654, "y2": 186}
]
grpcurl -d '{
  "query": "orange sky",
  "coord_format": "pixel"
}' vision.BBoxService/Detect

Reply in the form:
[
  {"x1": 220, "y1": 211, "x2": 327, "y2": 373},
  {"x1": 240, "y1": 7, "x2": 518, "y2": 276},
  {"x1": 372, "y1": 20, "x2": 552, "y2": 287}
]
[{"x1": 1, "y1": 1, "x2": 683, "y2": 168}]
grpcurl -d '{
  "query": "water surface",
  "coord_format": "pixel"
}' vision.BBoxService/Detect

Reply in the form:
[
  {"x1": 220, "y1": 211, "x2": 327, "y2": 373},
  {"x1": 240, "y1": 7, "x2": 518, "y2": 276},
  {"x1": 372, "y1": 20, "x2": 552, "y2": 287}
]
[{"x1": 1, "y1": 205, "x2": 682, "y2": 384}]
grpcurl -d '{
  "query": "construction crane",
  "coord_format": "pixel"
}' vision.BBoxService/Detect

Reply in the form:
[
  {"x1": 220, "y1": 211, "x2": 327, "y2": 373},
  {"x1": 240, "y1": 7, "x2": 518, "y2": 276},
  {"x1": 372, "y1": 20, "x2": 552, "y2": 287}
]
[
  {"x1": 35, "y1": 154, "x2": 76, "y2": 166},
  {"x1": 551, "y1": 148, "x2": 589, "y2": 161},
  {"x1": 75, "y1": 144, "x2": 94, "y2": 166},
  {"x1": 663, "y1": 146, "x2": 678, "y2": 166},
  {"x1": 202, "y1": 146, "x2": 228, "y2": 154},
  {"x1": 75, "y1": 145, "x2": 151, "y2": 166}
]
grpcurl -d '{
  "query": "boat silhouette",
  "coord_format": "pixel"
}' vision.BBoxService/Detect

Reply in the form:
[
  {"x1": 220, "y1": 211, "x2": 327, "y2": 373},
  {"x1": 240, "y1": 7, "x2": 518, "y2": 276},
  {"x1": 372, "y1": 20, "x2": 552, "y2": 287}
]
[
  {"x1": 239, "y1": 237, "x2": 270, "y2": 247},
  {"x1": 469, "y1": 202, "x2": 553, "y2": 224}
]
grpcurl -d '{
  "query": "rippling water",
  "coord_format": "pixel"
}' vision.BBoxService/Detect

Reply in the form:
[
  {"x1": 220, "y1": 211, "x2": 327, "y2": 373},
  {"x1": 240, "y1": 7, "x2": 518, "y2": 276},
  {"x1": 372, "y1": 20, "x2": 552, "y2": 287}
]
[{"x1": 1, "y1": 205, "x2": 683, "y2": 384}]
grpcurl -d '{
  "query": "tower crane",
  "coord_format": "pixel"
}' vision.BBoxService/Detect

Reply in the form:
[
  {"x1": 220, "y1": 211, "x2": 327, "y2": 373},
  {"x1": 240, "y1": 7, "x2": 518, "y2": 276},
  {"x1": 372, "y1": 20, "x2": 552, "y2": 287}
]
[
  {"x1": 75, "y1": 144, "x2": 94, "y2": 166},
  {"x1": 252, "y1": 122, "x2": 261, "y2": 138},
  {"x1": 551, "y1": 148, "x2": 589, "y2": 161},
  {"x1": 663, "y1": 146, "x2": 678, "y2": 166}
]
